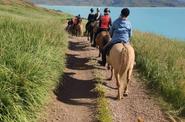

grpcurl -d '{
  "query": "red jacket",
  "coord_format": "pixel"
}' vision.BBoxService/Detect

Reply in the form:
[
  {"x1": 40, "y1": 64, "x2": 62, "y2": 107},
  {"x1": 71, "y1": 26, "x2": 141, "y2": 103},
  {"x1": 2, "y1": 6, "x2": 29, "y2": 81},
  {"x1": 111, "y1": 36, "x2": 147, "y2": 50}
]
[{"x1": 99, "y1": 15, "x2": 112, "y2": 29}]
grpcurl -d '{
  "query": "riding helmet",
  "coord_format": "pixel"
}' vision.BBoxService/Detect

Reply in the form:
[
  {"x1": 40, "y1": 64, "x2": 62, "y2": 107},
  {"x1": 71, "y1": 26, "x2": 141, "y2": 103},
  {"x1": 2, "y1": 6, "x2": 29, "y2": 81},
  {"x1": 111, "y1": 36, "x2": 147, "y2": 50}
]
[
  {"x1": 90, "y1": 8, "x2": 94, "y2": 12},
  {"x1": 97, "y1": 8, "x2": 100, "y2": 12},
  {"x1": 104, "y1": 8, "x2": 110, "y2": 13}
]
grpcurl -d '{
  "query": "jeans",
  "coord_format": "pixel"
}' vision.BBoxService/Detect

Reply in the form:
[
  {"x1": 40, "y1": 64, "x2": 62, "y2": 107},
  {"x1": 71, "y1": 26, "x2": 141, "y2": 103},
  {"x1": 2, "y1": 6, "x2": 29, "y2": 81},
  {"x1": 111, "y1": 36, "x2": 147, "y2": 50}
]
[{"x1": 101, "y1": 41, "x2": 123, "y2": 64}]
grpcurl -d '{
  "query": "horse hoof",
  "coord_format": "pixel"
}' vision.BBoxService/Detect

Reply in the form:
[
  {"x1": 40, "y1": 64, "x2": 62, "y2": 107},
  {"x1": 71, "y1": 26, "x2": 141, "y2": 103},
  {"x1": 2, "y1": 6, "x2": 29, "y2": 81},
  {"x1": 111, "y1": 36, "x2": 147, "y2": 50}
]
[
  {"x1": 116, "y1": 95, "x2": 122, "y2": 100},
  {"x1": 117, "y1": 97, "x2": 122, "y2": 100},
  {"x1": 102, "y1": 82, "x2": 107, "y2": 85},
  {"x1": 107, "y1": 78, "x2": 111, "y2": 81},
  {"x1": 123, "y1": 93, "x2": 128, "y2": 97}
]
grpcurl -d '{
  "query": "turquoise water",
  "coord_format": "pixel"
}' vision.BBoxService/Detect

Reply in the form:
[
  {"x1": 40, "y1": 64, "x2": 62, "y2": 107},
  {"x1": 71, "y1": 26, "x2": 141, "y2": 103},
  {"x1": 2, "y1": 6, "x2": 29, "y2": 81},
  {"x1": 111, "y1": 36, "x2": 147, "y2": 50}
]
[{"x1": 40, "y1": 5, "x2": 185, "y2": 40}]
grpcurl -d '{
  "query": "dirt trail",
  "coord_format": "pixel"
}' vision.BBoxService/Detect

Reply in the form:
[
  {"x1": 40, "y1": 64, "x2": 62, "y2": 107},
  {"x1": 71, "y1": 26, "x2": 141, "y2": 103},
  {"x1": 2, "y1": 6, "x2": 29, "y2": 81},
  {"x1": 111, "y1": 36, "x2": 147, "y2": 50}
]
[
  {"x1": 101, "y1": 70, "x2": 169, "y2": 122},
  {"x1": 41, "y1": 36, "x2": 97, "y2": 122},
  {"x1": 41, "y1": 36, "x2": 168, "y2": 122}
]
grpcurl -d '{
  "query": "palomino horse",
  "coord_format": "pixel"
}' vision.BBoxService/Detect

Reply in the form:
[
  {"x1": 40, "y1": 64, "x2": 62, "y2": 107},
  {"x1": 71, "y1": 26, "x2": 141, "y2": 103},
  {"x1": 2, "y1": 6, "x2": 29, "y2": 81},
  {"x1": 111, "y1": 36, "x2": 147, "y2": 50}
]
[
  {"x1": 95, "y1": 31, "x2": 111, "y2": 57},
  {"x1": 73, "y1": 19, "x2": 83, "y2": 36},
  {"x1": 107, "y1": 43, "x2": 135, "y2": 100}
]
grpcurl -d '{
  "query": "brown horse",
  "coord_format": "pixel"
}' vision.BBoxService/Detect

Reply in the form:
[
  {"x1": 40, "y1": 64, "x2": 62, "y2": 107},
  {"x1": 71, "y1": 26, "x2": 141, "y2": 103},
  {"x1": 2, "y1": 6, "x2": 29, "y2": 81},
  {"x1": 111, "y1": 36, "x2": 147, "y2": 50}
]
[
  {"x1": 107, "y1": 43, "x2": 135, "y2": 100},
  {"x1": 73, "y1": 19, "x2": 83, "y2": 36},
  {"x1": 95, "y1": 31, "x2": 111, "y2": 57}
]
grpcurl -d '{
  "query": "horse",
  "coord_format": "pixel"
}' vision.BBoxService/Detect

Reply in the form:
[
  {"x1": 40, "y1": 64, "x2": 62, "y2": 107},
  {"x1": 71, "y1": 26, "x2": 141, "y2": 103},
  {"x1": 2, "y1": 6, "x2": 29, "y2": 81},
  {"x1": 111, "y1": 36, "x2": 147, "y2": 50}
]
[
  {"x1": 95, "y1": 31, "x2": 111, "y2": 57},
  {"x1": 107, "y1": 43, "x2": 135, "y2": 100},
  {"x1": 73, "y1": 19, "x2": 83, "y2": 36}
]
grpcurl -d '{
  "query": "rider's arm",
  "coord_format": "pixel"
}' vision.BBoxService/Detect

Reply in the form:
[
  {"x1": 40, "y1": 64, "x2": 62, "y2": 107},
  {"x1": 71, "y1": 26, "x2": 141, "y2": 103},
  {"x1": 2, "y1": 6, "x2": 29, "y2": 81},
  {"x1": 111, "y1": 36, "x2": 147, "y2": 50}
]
[
  {"x1": 97, "y1": 13, "x2": 101, "y2": 20},
  {"x1": 109, "y1": 17, "x2": 112, "y2": 27},
  {"x1": 110, "y1": 23, "x2": 115, "y2": 38},
  {"x1": 88, "y1": 14, "x2": 90, "y2": 21},
  {"x1": 99, "y1": 17, "x2": 102, "y2": 27},
  {"x1": 128, "y1": 22, "x2": 132, "y2": 38}
]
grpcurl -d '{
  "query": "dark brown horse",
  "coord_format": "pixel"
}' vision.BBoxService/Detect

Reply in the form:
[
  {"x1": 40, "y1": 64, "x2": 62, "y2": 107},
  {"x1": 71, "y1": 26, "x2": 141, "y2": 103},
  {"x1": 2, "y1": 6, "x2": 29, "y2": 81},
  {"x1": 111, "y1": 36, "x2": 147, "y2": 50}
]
[
  {"x1": 66, "y1": 18, "x2": 83, "y2": 36},
  {"x1": 95, "y1": 31, "x2": 111, "y2": 57},
  {"x1": 73, "y1": 19, "x2": 83, "y2": 36}
]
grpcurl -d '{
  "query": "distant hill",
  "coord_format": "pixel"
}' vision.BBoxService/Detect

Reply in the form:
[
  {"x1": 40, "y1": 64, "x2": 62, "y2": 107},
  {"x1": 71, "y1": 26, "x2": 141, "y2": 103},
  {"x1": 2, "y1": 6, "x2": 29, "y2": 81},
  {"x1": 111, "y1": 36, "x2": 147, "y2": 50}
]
[{"x1": 30, "y1": 0, "x2": 185, "y2": 7}]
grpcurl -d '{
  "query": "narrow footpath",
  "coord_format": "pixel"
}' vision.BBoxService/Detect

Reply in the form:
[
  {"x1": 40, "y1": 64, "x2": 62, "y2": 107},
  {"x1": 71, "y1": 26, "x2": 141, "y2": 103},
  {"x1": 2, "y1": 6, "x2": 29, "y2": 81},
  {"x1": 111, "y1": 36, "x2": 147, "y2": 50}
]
[
  {"x1": 41, "y1": 36, "x2": 97, "y2": 122},
  {"x1": 41, "y1": 36, "x2": 168, "y2": 122}
]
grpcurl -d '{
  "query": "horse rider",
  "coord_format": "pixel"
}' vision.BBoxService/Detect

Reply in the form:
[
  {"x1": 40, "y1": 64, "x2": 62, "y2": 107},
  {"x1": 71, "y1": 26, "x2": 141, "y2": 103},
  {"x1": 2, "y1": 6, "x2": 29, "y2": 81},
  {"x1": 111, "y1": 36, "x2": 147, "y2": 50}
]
[
  {"x1": 92, "y1": 8, "x2": 112, "y2": 47},
  {"x1": 85, "y1": 8, "x2": 95, "y2": 33},
  {"x1": 98, "y1": 8, "x2": 132, "y2": 66},
  {"x1": 94, "y1": 8, "x2": 101, "y2": 21},
  {"x1": 72, "y1": 14, "x2": 81, "y2": 25},
  {"x1": 71, "y1": 14, "x2": 81, "y2": 30}
]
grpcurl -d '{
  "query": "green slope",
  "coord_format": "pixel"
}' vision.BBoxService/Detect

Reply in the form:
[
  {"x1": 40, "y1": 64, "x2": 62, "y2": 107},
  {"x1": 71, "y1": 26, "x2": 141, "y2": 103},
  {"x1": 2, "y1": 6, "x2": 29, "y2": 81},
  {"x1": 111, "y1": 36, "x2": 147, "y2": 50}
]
[{"x1": 0, "y1": 1, "x2": 69, "y2": 122}]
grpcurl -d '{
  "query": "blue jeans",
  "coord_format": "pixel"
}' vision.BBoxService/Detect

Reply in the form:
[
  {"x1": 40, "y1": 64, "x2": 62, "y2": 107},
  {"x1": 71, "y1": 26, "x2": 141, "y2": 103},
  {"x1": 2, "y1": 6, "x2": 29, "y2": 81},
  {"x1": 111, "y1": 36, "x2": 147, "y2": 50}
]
[{"x1": 101, "y1": 41, "x2": 123, "y2": 64}]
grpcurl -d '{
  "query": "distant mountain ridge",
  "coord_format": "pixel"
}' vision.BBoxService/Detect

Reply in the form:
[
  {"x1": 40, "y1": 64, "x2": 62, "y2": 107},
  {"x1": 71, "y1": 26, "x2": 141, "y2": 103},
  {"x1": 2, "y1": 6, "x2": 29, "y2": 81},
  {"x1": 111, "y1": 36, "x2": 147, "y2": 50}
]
[{"x1": 30, "y1": 0, "x2": 185, "y2": 7}]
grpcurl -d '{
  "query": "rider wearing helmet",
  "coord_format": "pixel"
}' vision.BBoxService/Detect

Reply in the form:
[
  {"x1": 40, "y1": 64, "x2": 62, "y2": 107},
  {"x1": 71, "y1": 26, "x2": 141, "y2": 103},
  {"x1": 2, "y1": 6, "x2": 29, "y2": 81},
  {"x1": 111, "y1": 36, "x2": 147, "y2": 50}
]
[
  {"x1": 92, "y1": 8, "x2": 112, "y2": 47},
  {"x1": 88, "y1": 8, "x2": 95, "y2": 22},
  {"x1": 98, "y1": 8, "x2": 132, "y2": 66},
  {"x1": 73, "y1": 14, "x2": 81, "y2": 25},
  {"x1": 85, "y1": 8, "x2": 95, "y2": 33},
  {"x1": 94, "y1": 8, "x2": 101, "y2": 21}
]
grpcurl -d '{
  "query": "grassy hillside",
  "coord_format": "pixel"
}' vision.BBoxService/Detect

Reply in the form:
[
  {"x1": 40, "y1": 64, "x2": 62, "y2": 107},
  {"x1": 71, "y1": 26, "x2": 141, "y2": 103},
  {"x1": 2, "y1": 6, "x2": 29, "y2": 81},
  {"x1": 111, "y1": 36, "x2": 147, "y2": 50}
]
[
  {"x1": 0, "y1": 1, "x2": 69, "y2": 122},
  {"x1": 30, "y1": 0, "x2": 185, "y2": 7},
  {"x1": 132, "y1": 31, "x2": 185, "y2": 117}
]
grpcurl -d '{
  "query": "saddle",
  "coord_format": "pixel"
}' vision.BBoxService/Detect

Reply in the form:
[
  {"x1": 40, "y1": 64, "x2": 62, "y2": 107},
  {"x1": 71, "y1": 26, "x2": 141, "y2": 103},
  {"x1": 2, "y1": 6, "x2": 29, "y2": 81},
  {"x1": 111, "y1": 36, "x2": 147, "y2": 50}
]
[{"x1": 106, "y1": 42, "x2": 127, "y2": 56}]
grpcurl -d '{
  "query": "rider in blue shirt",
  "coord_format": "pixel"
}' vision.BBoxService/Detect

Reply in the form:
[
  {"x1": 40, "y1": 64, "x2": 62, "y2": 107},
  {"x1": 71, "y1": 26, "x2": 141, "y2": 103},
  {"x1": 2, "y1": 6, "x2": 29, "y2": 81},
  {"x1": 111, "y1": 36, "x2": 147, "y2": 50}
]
[
  {"x1": 98, "y1": 8, "x2": 132, "y2": 66},
  {"x1": 110, "y1": 14, "x2": 132, "y2": 43}
]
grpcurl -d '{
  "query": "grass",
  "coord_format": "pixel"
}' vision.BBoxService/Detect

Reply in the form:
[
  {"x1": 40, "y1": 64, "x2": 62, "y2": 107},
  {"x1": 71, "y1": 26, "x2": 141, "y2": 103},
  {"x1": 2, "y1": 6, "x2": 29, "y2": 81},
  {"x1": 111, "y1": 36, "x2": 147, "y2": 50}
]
[
  {"x1": 0, "y1": 1, "x2": 69, "y2": 122},
  {"x1": 93, "y1": 70, "x2": 112, "y2": 122},
  {"x1": 132, "y1": 31, "x2": 185, "y2": 117}
]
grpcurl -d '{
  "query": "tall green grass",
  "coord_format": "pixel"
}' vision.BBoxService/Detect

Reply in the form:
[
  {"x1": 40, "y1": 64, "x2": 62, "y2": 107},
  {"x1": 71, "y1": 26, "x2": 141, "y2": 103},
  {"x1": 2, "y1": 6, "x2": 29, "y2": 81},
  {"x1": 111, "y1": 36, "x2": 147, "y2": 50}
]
[
  {"x1": 94, "y1": 70, "x2": 112, "y2": 122},
  {"x1": 0, "y1": 3, "x2": 68, "y2": 122},
  {"x1": 132, "y1": 31, "x2": 185, "y2": 116}
]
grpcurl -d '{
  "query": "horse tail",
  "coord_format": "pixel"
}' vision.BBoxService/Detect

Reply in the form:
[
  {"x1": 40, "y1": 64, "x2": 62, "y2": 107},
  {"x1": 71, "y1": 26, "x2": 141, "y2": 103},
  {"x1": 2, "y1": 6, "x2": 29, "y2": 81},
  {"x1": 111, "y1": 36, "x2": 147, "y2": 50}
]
[
  {"x1": 102, "y1": 34, "x2": 110, "y2": 46},
  {"x1": 119, "y1": 44, "x2": 130, "y2": 78}
]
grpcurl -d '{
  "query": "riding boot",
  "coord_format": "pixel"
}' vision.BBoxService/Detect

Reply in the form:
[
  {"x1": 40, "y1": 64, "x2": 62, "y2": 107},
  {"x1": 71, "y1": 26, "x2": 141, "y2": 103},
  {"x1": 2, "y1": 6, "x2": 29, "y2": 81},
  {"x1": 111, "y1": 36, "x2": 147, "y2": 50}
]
[
  {"x1": 102, "y1": 51, "x2": 106, "y2": 66},
  {"x1": 98, "y1": 48, "x2": 106, "y2": 66}
]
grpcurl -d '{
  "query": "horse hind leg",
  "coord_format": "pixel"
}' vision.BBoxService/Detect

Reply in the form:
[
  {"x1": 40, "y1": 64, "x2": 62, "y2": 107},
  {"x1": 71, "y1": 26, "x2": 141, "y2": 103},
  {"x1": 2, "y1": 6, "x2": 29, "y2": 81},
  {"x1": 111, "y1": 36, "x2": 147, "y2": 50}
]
[
  {"x1": 90, "y1": 32, "x2": 94, "y2": 43},
  {"x1": 115, "y1": 72, "x2": 123, "y2": 100},
  {"x1": 107, "y1": 66, "x2": 113, "y2": 80},
  {"x1": 123, "y1": 66, "x2": 133, "y2": 96},
  {"x1": 98, "y1": 48, "x2": 101, "y2": 57},
  {"x1": 87, "y1": 32, "x2": 90, "y2": 40}
]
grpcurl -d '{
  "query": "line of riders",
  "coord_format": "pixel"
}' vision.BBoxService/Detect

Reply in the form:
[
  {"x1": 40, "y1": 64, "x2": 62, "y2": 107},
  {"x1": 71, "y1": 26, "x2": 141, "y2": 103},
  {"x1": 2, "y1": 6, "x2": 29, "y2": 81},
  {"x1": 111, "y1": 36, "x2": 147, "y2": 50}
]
[
  {"x1": 66, "y1": 7, "x2": 133, "y2": 66},
  {"x1": 66, "y1": 7, "x2": 132, "y2": 66},
  {"x1": 66, "y1": 8, "x2": 135, "y2": 100}
]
